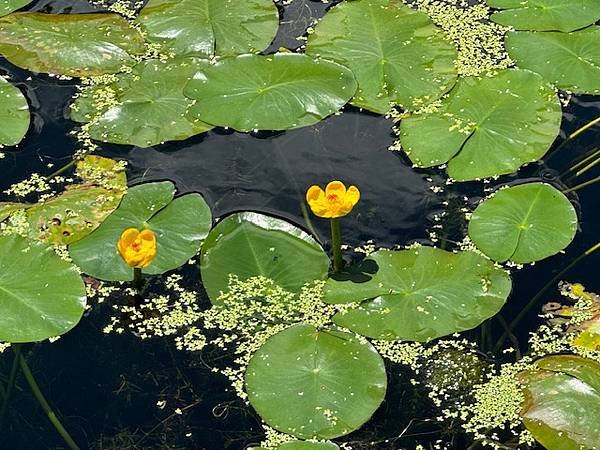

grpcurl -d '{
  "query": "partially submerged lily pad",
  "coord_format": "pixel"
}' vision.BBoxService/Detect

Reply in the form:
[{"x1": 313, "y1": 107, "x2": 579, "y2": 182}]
[
  {"x1": 520, "y1": 355, "x2": 600, "y2": 450},
  {"x1": 399, "y1": 69, "x2": 562, "y2": 181},
  {"x1": 506, "y1": 27, "x2": 600, "y2": 94},
  {"x1": 0, "y1": 0, "x2": 32, "y2": 19},
  {"x1": 71, "y1": 58, "x2": 213, "y2": 148},
  {"x1": 184, "y1": 53, "x2": 357, "y2": 131},
  {"x1": 305, "y1": 0, "x2": 457, "y2": 113},
  {"x1": 0, "y1": 77, "x2": 29, "y2": 146},
  {"x1": 468, "y1": 183, "x2": 578, "y2": 264},
  {"x1": 69, "y1": 181, "x2": 212, "y2": 281},
  {"x1": 279, "y1": 441, "x2": 339, "y2": 450},
  {"x1": 0, "y1": 12, "x2": 145, "y2": 76},
  {"x1": 487, "y1": 0, "x2": 600, "y2": 32},
  {"x1": 137, "y1": 0, "x2": 278, "y2": 58},
  {"x1": 0, "y1": 234, "x2": 86, "y2": 342},
  {"x1": 325, "y1": 247, "x2": 512, "y2": 341},
  {"x1": 246, "y1": 324, "x2": 386, "y2": 439},
  {"x1": 200, "y1": 212, "x2": 330, "y2": 304}
]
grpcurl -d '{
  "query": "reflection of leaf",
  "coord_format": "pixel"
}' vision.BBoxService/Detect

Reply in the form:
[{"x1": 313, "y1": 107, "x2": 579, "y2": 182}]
[
  {"x1": 246, "y1": 324, "x2": 386, "y2": 439},
  {"x1": 0, "y1": 234, "x2": 86, "y2": 343},
  {"x1": 0, "y1": 77, "x2": 29, "y2": 146},
  {"x1": 0, "y1": 12, "x2": 145, "y2": 76}
]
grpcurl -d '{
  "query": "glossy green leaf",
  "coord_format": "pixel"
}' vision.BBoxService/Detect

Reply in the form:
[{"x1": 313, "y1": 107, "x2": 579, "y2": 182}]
[
  {"x1": 0, "y1": 77, "x2": 29, "y2": 146},
  {"x1": 137, "y1": 0, "x2": 278, "y2": 58},
  {"x1": 69, "y1": 181, "x2": 212, "y2": 281},
  {"x1": 200, "y1": 212, "x2": 330, "y2": 304},
  {"x1": 506, "y1": 27, "x2": 600, "y2": 94},
  {"x1": 279, "y1": 442, "x2": 339, "y2": 450},
  {"x1": 0, "y1": 0, "x2": 32, "y2": 17},
  {"x1": 71, "y1": 58, "x2": 212, "y2": 148},
  {"x1": 305, "y1": 0, "x2": 457, "y2": 113},
  {"x1": 185, "y1": 53, "x2": 357, "y2": 132},
  {"x1": 246, "y1": 324, "x2": 386, "y2": 439},
  {"x1": 325, "y1": 247, "x2": 512, "y2": 341},
  {"x1": 520, "y1": 355, "x2": 600, "y2": 450},
  {"x1": 487, "y1": 0, "x2": 600, "y2": 32},
  {"x1": 0, "y1": 12, "x2": 145, "y2": 76},
  {"x1": 0, "y1": 234, "x2": 86, "y2": 342},
  {"x1": 399, "y1": 69, "x2": 562, "y2": 181},
  {"x1": 468, "y1": 183, "x2": 578, "y2": 264}
]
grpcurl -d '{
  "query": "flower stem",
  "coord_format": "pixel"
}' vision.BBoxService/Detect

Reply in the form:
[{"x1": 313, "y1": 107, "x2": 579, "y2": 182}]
[
  {"x1": 548, "y1": 116, "x2": 600, "y2": 160},
  {"x1": 330, "y1": 218, "x2": 343, "y2": 273},
  {"x1": 563, "y1": 174, "x2": 600, "y2": 194},
  {"x1": 18, "y1": 353, "x2": 80, "y2": 450},
  {"x1": 0, "y1": 344, "x2": 22, "y2": 431},
  {"x1": 133, "y1": 267, "x2": 142, "y2": 293}
]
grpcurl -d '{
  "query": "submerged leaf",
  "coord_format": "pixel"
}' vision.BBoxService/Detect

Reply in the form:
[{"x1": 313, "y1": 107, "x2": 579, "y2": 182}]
[
  {"x1": 0, "y1": 12, "x2": 145, "y2": 76},
  {"x1": 71, "y1": 58, "x2": 213, "y2": 148},
  {"x1": 399, "y1": 69, "x2": 562, "y2": 181},
  {"x1": 0, "y1": 77, "x2": 29, "y2": 146},
  {"x1": 184, "y1": 53, "x2": 357, "y2": 131},
  {"x1": 305, "y1": 0, "x2": 457, "y2": 113},
  {"x1": 137, "y1": 0, "x2": 278, "y2": 58},
  {"x1": 468, "y1": 183, "x2": 578, "y2": 264},
  {"x1": 325, "y1": 246, "x2": 512, "y2": 341},
  {"x1": 506, "y1": 27, "x2": 600, "y2": 94},
  {"x1": 246, "y1": 324, "x2": 386, "y2": 439}
]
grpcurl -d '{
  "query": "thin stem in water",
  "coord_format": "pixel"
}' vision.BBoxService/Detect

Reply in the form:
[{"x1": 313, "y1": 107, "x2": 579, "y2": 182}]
[
  {"x1": 547, "y1": 116, "x2": 600, "y2": 160},
  {"x1": 563, "y1": 174, "x2": 600, "y2": 194},
  {"x1": 330, "y1": 218, "x2": 343, "y2": 273},
  {"x1": 0, "y1": 344, "x2": 22, "y2": 430}
]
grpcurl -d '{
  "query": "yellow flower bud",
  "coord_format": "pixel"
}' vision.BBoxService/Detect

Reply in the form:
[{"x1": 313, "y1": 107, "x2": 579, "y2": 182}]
[
  {"x1": 117, "y1": 228, "x2": 157, "y2": 268},
  {"x1": 306, "y1": 181, "x2": 360, "y2": 218}
]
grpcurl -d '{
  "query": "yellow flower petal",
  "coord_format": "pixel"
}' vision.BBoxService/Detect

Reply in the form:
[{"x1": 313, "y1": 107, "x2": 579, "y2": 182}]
[
  {"x1": 346, "y1": 185, "x2": 360, "y2": 206},
  {"x1": 117, "y1": 228, "x2": 157, "y2": 268},
  {"x1": 325, "y1": 180, "x2": 346, "y2": 197}
]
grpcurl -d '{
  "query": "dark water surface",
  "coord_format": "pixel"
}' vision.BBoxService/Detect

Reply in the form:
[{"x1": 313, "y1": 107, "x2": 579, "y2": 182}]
[{"x1": 0, "y1": 0, "x2": 599, "y2": 449}]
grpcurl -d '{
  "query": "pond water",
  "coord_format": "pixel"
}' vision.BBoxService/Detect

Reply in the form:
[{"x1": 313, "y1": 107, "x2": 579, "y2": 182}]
[{"x1": 0, "y1": 0, "x2": 599, "y2": 449}]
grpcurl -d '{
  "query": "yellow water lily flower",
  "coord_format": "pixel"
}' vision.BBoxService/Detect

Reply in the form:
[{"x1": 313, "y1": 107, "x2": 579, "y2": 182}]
[
  {"x1": 306, "y1": 181, "x2": 360, "y2": 218},
  {"x1": 117, "y1": 228, "x2": 157, "y2": 268}
]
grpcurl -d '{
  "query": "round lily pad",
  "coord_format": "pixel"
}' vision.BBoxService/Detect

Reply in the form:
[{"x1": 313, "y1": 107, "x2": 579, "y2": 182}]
[
  {"x1": 0, "y1": 234, "x2": 86, "y2": 343},
  {"x1": 487, "y1": 0, "x2": 600, "y2": 32},
  {"x1": 246, "y1": 324, "x2": 387, "y2": 439},
  {"x1": 520, "y1": 355, "x2": 600, "y2": 450},
  {"x1": 0, "y1": 77, "x2": 29, "y2": 146},
  {"x1": 200, "y1": 212, "x2": 330, "y2": 304},
  {"x1": 399, "y1": 69, "x2": 562, "y2": 181},
  {"x1": 137, "y1": 0, "x2": 278, "y2": 58},
  {"x1": 305, "y1": 0, "x2": 457, "y2": 113},
  {"x1": 184, "y1": 53, "x2": 357, "y2": 132},
  {"x1": 324, "y1": 247, "x2": 512, "y2": 342},
  {"x1": 0, "y1": 12, "x2": 145, "y2": 76},
  {"x1": 0, "y1": 0, "x2": 32, "y2": 18},
  {"x1": 69, "y1": 181, "x2": 212, "y2": 281},
  {"x1": 506, "y1": 27, "x2": 600, "y2": 94},
  {"x1": 71, "y1": 58, "x2": 212, "y2": 148},
  {"x1": 468, "y1": 183, "x2": 578, "y2": 264}
]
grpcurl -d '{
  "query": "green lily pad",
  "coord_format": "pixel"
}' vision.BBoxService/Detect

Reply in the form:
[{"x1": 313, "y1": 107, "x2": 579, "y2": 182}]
[
  {"x1": 69, "y1": 181, "x2": 212, "y2": 281},
  {"x1": 246, "y1": 324, "x2": 387, "y2": 439},
  {"x1": 0, "y1": 0, "x2": 32, "y2": 17},
  {"x1": 71, "y1": 58, "x2": 212, "y2": 148},
  {"x1": 520, "y1": 355, "x2": 600, "y2": 450},
  {"x1": 0, "y1": 12, "x2": 145, "y2": 76},
  {"x1": 184, "y1": 53, "x2": 357, "y2": 132},
  {"x1": 399, "y1": 69, "x2": 562, "y2": 181},
  {"x1": 305, "y1": 0, "x2": 457, "y2": 113},
  {"x1": 200, "y1": 212, "x2": 330, "y2": 304},
  {"x1": 279, "y1": 442, "x2": 339, "y2": 450},
  {"x1": 0, "y1": 77, "x2": 29, "y2": 146},
  {"x1": 487, "y1": 0, "x2": 600, "y2": 32},
  {"x1": 506, "y1": 27, "x2": 600, "y2": 94},
  {"x1": 137, "y1": 0, "x2": 278, "y2": 58},
  {"x1": 324, "y1": 247, "x2": 512, "y2": 341},
  {"x1": 0, "y1": 234, "x2": 86, "y2": 342},
  {"x1": 468, "y1": 183, "x2": 578, "y2": 264}
]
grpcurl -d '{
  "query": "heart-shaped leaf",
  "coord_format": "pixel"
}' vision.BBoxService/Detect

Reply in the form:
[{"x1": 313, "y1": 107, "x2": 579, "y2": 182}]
[
  {"x1": 184, "y1": 53, "x2": 357, "y2": 132},
  {"x1": 0, "y1": 12, "x2": 145, "y2": 76},
  {"x1": 246, "y1": 324, "x2": 387, "y2": 439},
  {"x1": 0, "y1": 77, "x2": 29, "y2": 146},
  {"x1": 468, "y1": 183, "x2": 578, "y2": 263},
  {"x1": 325, "y1": 246, "x2": 512, "y2": 341},
  {"x1": 305, "y1": 0, "x2": 457, "y2": 113},
  {"x1": 200, "y1": 212, "x2": 330, "y2": 304},
  {"x1": 71, "y1": 58, "x2": 213, "y2": 148},
  {"x1": 399, "y1": 69, "x2": 562, "y2": 181},
  {"x1": 0, "y1": 234, "x2": 86, "y2": 342},
  {"x1": 69, "y1": 181, "x2": 212, "y2": 281}
]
